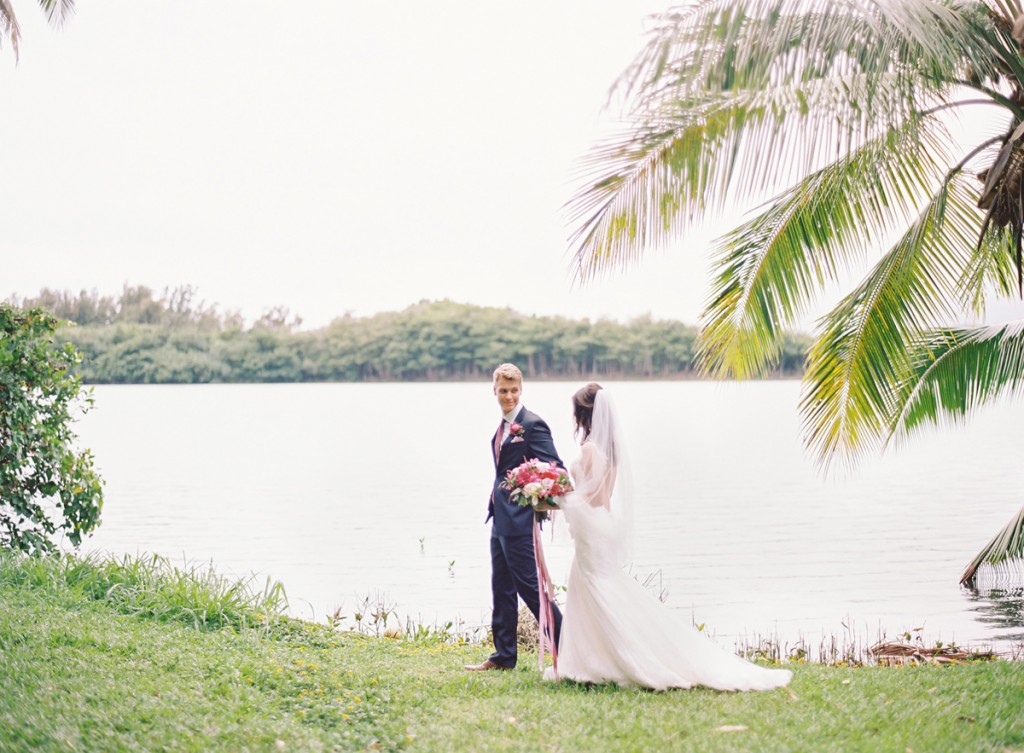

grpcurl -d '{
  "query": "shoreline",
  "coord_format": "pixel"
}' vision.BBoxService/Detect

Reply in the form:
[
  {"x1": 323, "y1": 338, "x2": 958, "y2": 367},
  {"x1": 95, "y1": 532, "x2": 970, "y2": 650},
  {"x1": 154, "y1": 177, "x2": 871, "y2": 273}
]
[
  {"x1": 77, "y1": 373, "x2": 807, "y2": 386},
  {"x1": 312, "y1": 603, "x2": 1024, "y2": 666},
  {"x1": 20, "y1": 550, "x2": 1024, "y2": 665}
]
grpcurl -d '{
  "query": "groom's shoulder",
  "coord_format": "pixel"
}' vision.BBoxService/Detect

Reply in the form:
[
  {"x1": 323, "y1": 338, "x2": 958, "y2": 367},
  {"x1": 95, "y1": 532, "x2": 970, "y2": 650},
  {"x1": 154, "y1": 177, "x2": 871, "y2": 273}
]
[{"x1": 518, "y1": 407, "x2": 548, "y2": 426}]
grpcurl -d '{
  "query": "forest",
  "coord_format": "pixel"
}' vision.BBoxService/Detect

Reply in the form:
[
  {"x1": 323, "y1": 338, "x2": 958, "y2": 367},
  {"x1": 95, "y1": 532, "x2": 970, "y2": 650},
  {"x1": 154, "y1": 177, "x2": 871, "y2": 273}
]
[{"x1": 8, "y1": 286, "x2": 811, "y2": 383}]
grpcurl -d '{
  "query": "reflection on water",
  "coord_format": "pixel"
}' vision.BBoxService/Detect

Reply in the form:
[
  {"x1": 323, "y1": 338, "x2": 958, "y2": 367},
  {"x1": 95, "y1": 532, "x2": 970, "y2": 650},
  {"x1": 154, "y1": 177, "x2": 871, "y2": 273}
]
[{"x1": 963, "y1": 576, "x2": 1024, "y2": 646}]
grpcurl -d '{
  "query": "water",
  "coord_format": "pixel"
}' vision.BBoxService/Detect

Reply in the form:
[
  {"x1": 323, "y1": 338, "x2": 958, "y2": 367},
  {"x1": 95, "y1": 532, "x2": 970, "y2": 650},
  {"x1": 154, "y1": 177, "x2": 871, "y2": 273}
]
[{"x1": 76, "y1": 381, "x2": 1024, "y2": 656}]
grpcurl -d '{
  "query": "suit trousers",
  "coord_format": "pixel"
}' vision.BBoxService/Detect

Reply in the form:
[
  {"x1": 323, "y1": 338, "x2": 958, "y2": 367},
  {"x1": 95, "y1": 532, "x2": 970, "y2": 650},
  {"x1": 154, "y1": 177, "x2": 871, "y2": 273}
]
[{"x1": 488, "y1": 532, "x2": 563, "y2": 668}]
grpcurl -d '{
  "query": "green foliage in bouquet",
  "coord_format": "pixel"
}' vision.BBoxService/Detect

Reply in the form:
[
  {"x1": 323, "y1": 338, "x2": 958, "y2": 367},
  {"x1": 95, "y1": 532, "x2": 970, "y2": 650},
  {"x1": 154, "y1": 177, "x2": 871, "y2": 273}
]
[{"x1": 0, "y1": 304, "x2": 104, "y2": 554}]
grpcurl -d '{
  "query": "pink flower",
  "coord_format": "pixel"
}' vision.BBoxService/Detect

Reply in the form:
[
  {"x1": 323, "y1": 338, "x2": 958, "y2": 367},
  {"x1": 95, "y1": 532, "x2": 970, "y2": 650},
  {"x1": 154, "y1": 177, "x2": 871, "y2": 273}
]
[{"x1": 500, "y1": 458, "x2": 574, "y2": 511}]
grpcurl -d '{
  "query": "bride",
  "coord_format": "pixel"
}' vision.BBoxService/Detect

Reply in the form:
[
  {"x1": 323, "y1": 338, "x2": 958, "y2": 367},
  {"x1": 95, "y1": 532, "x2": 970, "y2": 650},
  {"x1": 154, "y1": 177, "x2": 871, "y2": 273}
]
[{"x1": 546, "y1": 383, "x2": 792, "y2": 691}]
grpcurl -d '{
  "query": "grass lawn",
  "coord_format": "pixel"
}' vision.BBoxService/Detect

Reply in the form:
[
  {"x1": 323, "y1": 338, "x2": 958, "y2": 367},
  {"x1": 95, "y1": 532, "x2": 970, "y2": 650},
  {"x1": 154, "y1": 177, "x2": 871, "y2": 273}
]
[{"x1": 1, "y1": 553, "x2": 1022, "y2": 753}]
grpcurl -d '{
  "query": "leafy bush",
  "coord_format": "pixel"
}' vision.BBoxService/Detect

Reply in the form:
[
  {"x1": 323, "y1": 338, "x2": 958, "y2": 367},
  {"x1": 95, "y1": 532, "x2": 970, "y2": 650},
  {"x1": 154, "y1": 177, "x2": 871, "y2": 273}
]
[{"x1": 0, "y1": 304, "x2": 104, "y2": 553}]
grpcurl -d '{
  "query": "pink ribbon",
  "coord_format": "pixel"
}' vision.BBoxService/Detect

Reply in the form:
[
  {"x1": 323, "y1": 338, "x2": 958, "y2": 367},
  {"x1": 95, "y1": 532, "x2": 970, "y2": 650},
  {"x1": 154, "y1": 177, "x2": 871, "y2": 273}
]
[{"x1": 533, "y1": 518, "x2": 558, "y2": 676}]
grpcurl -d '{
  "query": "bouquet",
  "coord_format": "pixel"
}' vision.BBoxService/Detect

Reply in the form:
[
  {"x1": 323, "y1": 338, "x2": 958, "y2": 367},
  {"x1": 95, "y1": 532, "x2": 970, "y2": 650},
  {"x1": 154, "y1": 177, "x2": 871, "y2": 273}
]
[{"x1": 501, "y1": 459, "x2": 573, "y2": 512}]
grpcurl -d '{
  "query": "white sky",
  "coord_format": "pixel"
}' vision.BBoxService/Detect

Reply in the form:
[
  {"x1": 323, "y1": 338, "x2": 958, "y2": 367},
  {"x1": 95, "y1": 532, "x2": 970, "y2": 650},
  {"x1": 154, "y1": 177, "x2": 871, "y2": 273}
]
[
  {"x1": 1, "y1": 0, "x2": 728, "y2": 328},
  {"x1": 5, "y1": 2, "x2": 1024, "y2": 330}
]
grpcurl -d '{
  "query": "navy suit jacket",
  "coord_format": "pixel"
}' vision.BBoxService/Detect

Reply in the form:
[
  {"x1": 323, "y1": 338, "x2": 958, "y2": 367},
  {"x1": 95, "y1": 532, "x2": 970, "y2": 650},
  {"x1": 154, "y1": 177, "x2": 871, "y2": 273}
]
[{"x1": 487, "y1": 406, "x2": 565, "y2": 537}]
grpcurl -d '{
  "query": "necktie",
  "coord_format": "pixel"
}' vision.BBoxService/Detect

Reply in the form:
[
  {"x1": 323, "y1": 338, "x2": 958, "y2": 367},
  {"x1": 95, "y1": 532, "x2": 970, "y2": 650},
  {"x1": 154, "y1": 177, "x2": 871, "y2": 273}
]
[{"x1": 493, "y1": 418, "x2": 506, "y2": 462}]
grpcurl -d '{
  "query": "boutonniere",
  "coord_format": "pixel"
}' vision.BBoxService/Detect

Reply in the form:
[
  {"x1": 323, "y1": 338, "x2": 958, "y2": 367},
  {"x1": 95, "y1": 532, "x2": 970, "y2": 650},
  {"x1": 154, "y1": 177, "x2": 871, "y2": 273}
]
[{"x1": 509, "y1": 423, "x2": 525, "y2": 442}]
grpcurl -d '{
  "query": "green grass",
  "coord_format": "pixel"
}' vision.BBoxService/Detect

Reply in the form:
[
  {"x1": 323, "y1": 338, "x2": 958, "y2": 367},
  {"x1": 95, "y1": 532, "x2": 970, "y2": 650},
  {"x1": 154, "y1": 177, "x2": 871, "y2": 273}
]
[{"x1": 1, "y1": 553, "x2": 1023, "y2": 753}]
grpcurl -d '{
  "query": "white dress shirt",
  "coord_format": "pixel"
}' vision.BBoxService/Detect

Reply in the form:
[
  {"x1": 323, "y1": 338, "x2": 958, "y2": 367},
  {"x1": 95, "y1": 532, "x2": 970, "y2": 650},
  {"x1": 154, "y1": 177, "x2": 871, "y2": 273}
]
[{"x1": 501, "y1": 403, "x2": 522, "y2": 442}]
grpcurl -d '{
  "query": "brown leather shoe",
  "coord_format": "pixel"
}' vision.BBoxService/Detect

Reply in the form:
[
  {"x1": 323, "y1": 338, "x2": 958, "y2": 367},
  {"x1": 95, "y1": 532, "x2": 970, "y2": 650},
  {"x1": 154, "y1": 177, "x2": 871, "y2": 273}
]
[{"x1": 464, "y1": 659, "x2": 511, "y2": 671}]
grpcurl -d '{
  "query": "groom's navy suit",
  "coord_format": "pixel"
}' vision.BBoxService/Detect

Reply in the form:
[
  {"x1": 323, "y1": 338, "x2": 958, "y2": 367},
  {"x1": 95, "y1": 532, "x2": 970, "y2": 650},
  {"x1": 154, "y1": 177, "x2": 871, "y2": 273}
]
[{"x1": 487, "y1": 405, "x2": 564, "y2": 668}]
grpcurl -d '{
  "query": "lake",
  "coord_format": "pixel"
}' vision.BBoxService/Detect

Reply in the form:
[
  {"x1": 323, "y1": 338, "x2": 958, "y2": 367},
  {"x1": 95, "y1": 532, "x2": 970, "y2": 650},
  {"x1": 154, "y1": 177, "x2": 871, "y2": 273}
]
[{"x1": 76, "y1": 381, "x2": 1024, "y2": 658}]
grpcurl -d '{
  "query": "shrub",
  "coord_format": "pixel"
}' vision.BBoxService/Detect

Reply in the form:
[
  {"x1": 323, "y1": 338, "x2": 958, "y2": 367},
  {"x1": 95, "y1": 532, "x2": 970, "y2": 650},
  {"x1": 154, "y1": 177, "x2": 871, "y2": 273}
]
[{"x1": 0, "y1": 304, "x2": 104, "y2": 553}]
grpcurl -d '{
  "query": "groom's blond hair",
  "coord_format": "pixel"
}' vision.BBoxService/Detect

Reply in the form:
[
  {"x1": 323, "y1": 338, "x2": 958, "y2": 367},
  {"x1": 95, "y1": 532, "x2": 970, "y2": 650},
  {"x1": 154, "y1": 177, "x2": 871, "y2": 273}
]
[{"x1": 492, "y1": 363, "x2": 523, "y2": 385}]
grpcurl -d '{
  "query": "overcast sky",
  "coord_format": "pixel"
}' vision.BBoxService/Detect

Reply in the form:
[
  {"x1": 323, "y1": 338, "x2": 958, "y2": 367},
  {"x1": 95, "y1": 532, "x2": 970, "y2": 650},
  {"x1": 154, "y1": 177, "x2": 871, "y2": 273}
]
[
  {"x1": 3, "y1": 0, "x2": 734, "y2": 328},
  {"x1": 5, "y1": 2, "x2": 1024, "y2": 330}
]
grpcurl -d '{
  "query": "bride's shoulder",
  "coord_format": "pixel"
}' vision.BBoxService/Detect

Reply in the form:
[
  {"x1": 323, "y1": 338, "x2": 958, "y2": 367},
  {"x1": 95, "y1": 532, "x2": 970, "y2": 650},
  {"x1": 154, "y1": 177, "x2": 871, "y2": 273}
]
[{"x1": 578, "y1": 441, "x2": 607, "y2": 466}]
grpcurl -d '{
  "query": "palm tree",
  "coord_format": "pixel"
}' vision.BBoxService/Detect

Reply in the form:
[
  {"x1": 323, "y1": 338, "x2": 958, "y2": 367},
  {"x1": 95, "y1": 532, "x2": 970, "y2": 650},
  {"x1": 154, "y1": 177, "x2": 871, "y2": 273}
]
[
  {"x1": 1, "y1": 0, "x2": 74, "y2": 61},
  {"x1": 568, "y1": 0, "x2": 1024, "y2": 584}
]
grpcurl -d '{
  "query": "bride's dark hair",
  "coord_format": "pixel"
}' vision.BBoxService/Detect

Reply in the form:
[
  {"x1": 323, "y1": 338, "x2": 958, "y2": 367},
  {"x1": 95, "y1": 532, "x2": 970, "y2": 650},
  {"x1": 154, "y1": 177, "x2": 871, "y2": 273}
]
[{"x1": 572, "y1": 382, "x2": 603, "y2": 443}]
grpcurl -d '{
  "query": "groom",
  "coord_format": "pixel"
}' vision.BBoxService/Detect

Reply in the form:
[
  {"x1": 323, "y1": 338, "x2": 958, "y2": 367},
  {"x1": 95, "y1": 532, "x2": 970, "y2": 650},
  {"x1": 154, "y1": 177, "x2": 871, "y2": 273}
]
[{"x1": 465, "y1": 363, "x2": 565, "y2": 671}]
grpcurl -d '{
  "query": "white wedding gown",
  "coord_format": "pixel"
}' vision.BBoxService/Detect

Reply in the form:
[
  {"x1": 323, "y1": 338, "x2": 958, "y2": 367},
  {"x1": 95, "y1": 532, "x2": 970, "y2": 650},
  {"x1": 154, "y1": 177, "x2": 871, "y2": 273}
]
[{"x1": 546, "y1": 443, "x2": 792, "y2": 692}]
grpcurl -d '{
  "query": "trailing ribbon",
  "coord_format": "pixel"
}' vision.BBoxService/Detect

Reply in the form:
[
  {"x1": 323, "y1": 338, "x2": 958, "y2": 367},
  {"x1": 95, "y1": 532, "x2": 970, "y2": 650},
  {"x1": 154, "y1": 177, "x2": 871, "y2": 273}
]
[{"x1": 532, "y1": 518, "x2": 558, "y2": 676}]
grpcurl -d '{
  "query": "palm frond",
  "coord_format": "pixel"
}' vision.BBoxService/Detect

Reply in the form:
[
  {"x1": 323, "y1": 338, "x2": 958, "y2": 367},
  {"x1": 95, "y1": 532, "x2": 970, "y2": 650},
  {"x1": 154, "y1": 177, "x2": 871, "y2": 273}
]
[
  {"x1": 569, "y1": 0, "x2": 1004, "y2": 283},
  {"x1": 987, "y1": 0, "x2": 1023, "y2": 24},
  {"x1": 39, "y1": 0, "x2": 74, "y2": 28},
  {"x1": 0, "y1": 0, "x2": 74, "y2": 60},
  {"x1": 887, "y1": 320, "x2": 1024, "y2": 440},
  {"x1": 959, "y1": 223, "x2": 1019, "y2": 313},
  {"x1": 0, "y1": 0, "x2": 21, "y2": 60},
  {"x1": 621, "y1": 0, "x2": 993, "y2": 108},
  {"x1": 569, "y1": 71, "x2": 953, "y2": 282},
  {"x1": 961, "y1": 504, "x2": 1024, "y2": 584},
  {"x1": 800, "y1": 172, "x2": 983, "y2": 467},
  {"x1": 696, "y1": 114, "x2": 954, "y2": 378},
  {"x1": 965, "y1": 2, "x2": 1024, "y2": 97}
]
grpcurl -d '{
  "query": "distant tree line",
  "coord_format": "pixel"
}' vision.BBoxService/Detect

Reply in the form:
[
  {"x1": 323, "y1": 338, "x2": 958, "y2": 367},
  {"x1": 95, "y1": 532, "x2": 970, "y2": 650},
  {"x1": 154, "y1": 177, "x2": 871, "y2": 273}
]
[{"x1": 7, "y1": 286, "x2": 811, "y2": 383}]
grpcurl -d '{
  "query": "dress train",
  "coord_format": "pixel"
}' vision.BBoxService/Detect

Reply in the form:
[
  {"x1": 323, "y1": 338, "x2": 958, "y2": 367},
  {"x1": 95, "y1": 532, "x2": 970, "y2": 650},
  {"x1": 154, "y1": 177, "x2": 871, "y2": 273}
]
[{"x1": 547, "y1": 492, "x2": 792, "y2": 691}]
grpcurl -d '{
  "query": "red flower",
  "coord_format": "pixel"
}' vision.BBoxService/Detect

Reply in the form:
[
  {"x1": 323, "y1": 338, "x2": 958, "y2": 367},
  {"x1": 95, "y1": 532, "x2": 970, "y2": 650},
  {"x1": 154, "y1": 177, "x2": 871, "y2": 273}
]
[{"x1": 500, "y1": 458, "x2": 574, "y2": 511}]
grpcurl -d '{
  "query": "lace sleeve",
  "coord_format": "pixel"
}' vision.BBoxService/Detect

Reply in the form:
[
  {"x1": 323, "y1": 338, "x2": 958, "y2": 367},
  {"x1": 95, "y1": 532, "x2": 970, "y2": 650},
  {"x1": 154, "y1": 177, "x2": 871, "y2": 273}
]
[{"x1": 575, "y1": 442, "x2": 614, "y2": 510}]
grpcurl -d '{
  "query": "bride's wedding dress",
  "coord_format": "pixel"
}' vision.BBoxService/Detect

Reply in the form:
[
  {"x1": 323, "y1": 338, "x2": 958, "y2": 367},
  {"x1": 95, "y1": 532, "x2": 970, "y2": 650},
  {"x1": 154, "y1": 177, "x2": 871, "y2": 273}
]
[{"x1": 546, "y1": 394, "x2": 792, "y2": 692}]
